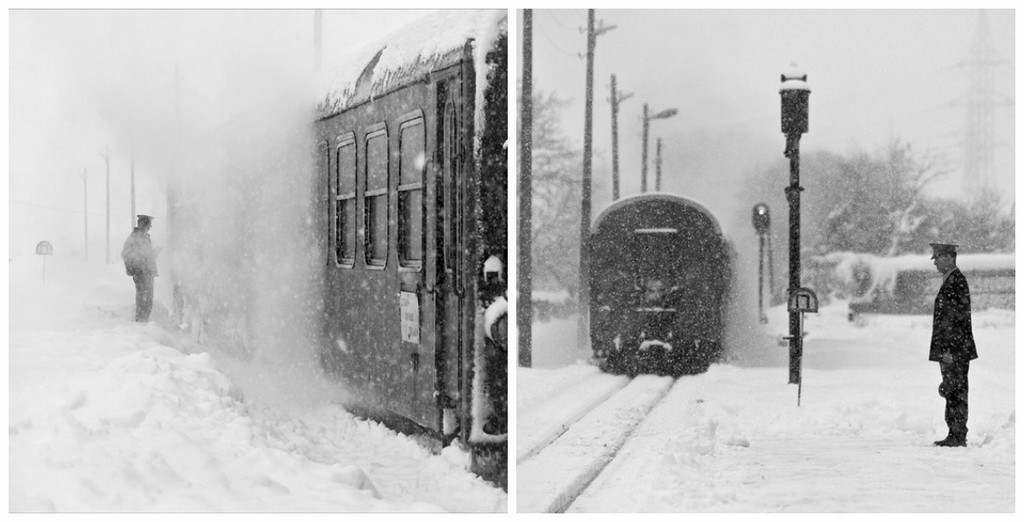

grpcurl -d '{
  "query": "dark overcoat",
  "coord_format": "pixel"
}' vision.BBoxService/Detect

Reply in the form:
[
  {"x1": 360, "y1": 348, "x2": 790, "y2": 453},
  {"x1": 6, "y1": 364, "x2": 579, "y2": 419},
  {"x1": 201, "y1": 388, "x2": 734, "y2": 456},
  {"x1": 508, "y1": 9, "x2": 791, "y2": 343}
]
[
  {"x1": 928, "y1": 268, "x2": 977, "y2": 362},
  {"x1": 121, "y1": 228, "x2": 159, "y2": 277}
]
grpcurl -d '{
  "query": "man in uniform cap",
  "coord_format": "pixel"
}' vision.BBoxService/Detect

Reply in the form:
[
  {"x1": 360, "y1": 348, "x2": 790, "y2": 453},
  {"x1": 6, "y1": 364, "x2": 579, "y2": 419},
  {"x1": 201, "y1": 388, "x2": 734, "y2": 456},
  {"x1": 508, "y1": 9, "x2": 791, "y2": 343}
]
[
  {"x1": 928, "y1": 242, "x2": 977, "y2": 447},
  {"x1": 121, "y1": 215, "x2": 159, "y2": 322}
]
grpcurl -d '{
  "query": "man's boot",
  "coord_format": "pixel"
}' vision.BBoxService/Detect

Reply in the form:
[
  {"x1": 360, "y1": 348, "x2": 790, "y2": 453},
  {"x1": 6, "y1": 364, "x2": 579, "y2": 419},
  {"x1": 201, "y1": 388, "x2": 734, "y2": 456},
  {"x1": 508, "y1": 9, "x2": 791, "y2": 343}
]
[{"x1": 934, "y1": 434, "x2": 966, "y2": 447}]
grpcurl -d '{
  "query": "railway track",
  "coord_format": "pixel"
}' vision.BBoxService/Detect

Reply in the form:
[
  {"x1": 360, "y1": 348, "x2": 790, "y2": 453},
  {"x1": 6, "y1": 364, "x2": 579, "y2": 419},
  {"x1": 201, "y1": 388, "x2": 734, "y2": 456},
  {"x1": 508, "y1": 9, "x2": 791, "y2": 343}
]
[{"x1": 517, "y1": 373, "x2": 678, "y2": 513}]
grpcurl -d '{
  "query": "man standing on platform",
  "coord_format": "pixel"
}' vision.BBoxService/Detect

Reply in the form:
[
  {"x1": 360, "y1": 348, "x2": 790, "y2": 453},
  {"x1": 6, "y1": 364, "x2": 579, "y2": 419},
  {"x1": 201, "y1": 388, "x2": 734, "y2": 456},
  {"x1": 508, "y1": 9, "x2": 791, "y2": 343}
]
[
  {"x1": 121, "y1": 214, "x2": 159, "y2": 322},
  {"x1": 928, "y1": 242, "x2": 977, "y2": 447}
]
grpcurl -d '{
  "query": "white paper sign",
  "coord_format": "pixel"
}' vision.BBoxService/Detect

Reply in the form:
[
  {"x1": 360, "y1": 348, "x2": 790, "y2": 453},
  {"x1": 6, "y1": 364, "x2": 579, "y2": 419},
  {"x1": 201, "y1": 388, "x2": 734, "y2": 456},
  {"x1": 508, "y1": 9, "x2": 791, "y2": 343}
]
[{"x1": 400, "y1": 291, "x2": 420, "y2": 344}]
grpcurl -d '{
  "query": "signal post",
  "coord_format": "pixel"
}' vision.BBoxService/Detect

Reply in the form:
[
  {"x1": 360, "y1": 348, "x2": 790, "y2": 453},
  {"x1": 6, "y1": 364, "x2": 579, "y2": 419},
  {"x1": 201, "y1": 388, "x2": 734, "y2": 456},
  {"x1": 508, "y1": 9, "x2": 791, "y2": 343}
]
[{"x1": 779, "y1": 68, "x2": 811, "y2": 387}]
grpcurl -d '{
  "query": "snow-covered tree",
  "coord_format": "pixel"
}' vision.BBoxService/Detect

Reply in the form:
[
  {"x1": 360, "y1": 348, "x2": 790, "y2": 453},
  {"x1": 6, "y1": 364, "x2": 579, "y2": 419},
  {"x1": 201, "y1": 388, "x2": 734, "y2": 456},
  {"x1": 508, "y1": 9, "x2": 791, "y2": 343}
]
[
  {"x1": 741, "y1": 140, "x2": 947, "y2": 259},
  {"x1": 529, "y1": 91, "x2": 583, "y2": 294},
  {"x1": 813, "y1": 141, "x2": 945, "y2": 256},
  {"x1": 916, "y1": 189, "x2": 1014, "y2": 254},
  {"x1": 741, "y1": 139, "x2": 1013, "y2": 305}
]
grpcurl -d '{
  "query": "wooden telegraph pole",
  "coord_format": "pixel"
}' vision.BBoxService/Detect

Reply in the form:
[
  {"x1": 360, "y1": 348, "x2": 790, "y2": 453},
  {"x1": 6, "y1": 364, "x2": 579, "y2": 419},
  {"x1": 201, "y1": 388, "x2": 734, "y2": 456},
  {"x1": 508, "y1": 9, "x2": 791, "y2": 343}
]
[
  {"x1": 609, "y1": 74, "x2": 632, "y2": 201},
  {"x1": 519, "y1": 9, "x2": 534, "y2": 367},
  {"x1": 130, "y1": 142, "x2": 136, "y2": 230},
  {"x1": 82, "y1": 168, "x2": 88, "y2": 261},
  {"x1": 101, "y1": 145, "x2": 111, "y2": 264},
  {"x1": 578, "y1": 9, "x2": 615, "y2": 352},
  {"x1": 655, "y1": 137, "x2": 663, "y2": 192}
]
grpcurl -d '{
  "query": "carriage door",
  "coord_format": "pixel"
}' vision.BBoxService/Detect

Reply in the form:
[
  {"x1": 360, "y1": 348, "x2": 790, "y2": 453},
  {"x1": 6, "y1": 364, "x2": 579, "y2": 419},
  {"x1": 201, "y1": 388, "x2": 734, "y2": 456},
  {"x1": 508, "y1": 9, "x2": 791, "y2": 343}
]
[
  {"x1": 397, "y1": 111, "x2": 438, "y2": 427},
  {"x1": 436, "y1": 73, "x2": 466, "y2": 435}
]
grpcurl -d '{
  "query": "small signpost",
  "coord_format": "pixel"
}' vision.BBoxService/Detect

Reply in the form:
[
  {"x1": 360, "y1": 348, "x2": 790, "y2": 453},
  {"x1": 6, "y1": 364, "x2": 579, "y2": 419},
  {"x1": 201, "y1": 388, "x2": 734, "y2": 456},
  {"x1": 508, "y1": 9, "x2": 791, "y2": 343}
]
[
  {"x1": 788, "y1": 287, "x2": 818, "y2": 315},
  {"x1": 36, "y1": 240, "x2": 53, "y2": 283},
  {"x1": 787, "y1": 287, "x2": 818, "y2": 406}
]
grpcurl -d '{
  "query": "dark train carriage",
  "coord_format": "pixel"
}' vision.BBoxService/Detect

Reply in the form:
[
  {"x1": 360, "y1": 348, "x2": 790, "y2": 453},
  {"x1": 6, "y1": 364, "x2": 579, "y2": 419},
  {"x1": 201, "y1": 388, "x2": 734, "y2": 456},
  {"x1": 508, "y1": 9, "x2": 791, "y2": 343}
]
[
  {"x1": 590, "y1": 193, "x2": 730, "y2": 376},
  {"x1": 314, "y1": 11, "x2": 507, "y2": 482}
]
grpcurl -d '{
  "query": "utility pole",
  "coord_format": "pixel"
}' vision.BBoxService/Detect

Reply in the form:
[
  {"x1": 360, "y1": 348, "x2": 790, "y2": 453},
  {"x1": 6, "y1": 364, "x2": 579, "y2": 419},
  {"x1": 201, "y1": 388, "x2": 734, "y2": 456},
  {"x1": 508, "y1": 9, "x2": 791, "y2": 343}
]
[
  {"x1": 82, "y1": 168, "x2": 88, "y2": 261},
  {"x1": 655, "y1": 137, "x2": 663, "y2": 192},
  {"x1": 101, "y1": 145, "x2": 111, "y2": 264},
  {"x1": 609, "y1": 74, "x2": 632, "y2": 201},
  {"x1": 519, "y1": 9, "x2": 533, "y2": 367},
  {"x1": 641, "y1": 104, "x2": 677, "y2": 193},
  {"x1": 642, "y1": 104, "x2": 649, "y2": 193},
  {"x1": 130, "y1": 141, "x2": 136, "y2": 230},
  {"x1": 314, "y1": 9, "x2": 323, "y2": 72},
  {"x1": 578, "y1": 9, "x2": 616, "y2": 352},
  {"x1": 170, "y1": 63, "x2": 184, "y2": 325}
]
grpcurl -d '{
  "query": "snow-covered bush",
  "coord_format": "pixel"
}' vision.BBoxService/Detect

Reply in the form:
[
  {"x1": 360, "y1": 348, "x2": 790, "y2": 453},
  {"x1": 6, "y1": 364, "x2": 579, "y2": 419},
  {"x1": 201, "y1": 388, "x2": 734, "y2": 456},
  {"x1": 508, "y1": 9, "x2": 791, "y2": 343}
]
[{"x1": 811, "y1": 251, "x2": 1015, "y2": 312}]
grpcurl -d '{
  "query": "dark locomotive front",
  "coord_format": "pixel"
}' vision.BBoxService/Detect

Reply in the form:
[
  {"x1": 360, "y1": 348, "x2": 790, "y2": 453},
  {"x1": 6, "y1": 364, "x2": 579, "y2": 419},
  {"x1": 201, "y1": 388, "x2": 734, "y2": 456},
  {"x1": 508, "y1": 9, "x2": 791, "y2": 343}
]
[{"x1": 590, "y1": 194, "x2": 730, "y2": 376}]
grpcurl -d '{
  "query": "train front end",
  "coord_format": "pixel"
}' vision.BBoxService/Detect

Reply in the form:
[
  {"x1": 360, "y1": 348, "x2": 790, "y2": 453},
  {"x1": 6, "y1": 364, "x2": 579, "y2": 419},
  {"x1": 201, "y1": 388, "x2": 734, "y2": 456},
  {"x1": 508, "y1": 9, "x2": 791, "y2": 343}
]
[{"x1": 590, "y1": 193, "x2": 730, "y2": 376}]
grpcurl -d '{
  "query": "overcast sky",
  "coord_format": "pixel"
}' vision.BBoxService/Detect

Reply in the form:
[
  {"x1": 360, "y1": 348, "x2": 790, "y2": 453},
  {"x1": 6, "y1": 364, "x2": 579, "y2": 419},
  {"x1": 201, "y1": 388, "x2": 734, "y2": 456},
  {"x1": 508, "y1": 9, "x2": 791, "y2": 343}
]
[
  {"x1": 520, "y1": 9, "x2": 1014, "y2": 216},
  {"x1": 7, "y1": 9, "x2": 431, "y2": 257},
  {"x1": 4, "y1": 8, "x2": 1017, "y2": 259}
]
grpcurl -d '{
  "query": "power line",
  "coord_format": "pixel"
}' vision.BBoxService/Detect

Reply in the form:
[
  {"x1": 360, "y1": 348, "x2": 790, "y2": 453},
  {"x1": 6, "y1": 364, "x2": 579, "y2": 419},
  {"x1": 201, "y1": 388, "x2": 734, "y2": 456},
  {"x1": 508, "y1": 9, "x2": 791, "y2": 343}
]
[
  {"x1": 546, "y1": 10, "x2": 586, "y2": 33},
  {"x1": 536, "y1": 23, "x2": 578, "y2": 58}
]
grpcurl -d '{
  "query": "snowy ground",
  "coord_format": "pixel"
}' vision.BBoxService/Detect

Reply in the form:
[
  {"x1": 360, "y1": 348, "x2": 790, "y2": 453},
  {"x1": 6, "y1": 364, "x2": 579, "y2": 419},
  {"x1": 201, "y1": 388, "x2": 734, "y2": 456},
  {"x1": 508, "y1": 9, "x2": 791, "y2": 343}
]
[
  {"x1": 519, "y1": 297, "x2": 1015, "y2": 512},
  {"x1": 7, "y1": 254, "x2": 506, "y2": 512}
]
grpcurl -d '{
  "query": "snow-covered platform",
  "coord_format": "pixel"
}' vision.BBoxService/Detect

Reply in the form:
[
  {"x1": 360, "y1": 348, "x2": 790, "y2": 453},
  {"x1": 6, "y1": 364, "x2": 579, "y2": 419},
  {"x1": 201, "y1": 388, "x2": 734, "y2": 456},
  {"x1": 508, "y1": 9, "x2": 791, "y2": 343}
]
[
  {"x1": 520, "y1": 299, "x2": 1015, "y2": 512},
  {"x1": 8, "y1": 255, "x2": 507, "y2": 512}
]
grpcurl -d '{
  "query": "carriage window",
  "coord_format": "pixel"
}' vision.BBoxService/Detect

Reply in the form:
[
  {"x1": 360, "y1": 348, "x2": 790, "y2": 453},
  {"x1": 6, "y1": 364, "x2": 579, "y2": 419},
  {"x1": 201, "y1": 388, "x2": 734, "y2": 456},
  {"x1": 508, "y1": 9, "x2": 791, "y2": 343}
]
[
  {"x1": 398, "y1": 118, "x2": 425, "y2": 265},
  {"x1": 365, "y1": 129, "x2": 388, "y2": 267},
  {"x1": 336, "y1": 139, "x2": 356, "y2": 266}
]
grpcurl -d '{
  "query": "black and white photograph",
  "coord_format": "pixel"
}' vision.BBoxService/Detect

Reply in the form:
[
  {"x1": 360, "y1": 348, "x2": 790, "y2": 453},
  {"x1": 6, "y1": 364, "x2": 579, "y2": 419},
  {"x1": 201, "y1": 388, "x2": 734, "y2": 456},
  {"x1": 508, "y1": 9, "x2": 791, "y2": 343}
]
[
  {"x1": 8, "y1": 9, "x2": 508, "y2": 511},
  {"x1": 6, "y1": 4, "x2": 1019, "y2": 516},
  {"x1": 516, "y1": 9, "x2": 1014, "y2": 512}
]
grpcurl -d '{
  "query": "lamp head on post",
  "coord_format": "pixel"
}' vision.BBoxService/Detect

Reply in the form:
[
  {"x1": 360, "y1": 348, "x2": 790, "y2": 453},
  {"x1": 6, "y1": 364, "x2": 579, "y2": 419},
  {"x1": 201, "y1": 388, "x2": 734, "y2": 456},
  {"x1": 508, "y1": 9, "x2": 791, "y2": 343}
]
[
  {"x1": 780, "y1": 66, "x2": 810, "y2": 136},
  {"x1": 650, "y1": 108, "x2": 678, "y2": 121},
  {"x1": 752, "y1": 203, "x2": 770, "y2": 234}
]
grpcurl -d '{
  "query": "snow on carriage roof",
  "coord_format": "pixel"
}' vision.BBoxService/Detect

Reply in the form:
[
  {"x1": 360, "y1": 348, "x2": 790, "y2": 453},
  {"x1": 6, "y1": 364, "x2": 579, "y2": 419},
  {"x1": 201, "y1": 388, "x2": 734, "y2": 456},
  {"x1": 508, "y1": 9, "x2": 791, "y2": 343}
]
[
  {"x1": 591, "y1": 192, "x2": 724, "y2": 238},
  {"x1": 317, "y1": 10, "x2": 506, "y2": 119}
]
